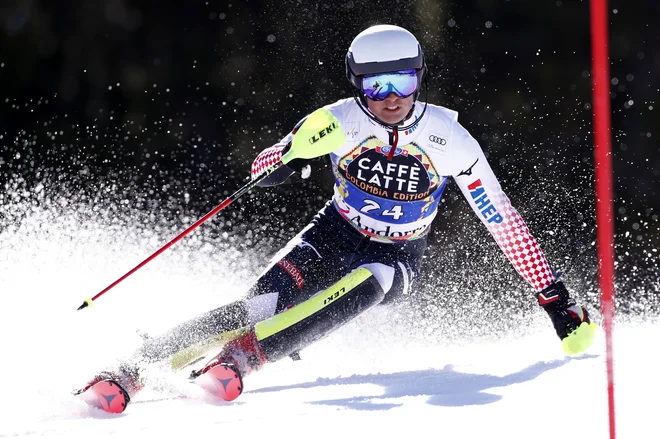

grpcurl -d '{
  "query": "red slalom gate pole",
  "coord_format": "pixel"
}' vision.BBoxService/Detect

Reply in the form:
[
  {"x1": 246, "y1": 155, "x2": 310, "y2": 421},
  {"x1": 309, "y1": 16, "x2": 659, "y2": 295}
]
[{"x1": 589, "y1": 0, "x2": 616, "y2": 438}]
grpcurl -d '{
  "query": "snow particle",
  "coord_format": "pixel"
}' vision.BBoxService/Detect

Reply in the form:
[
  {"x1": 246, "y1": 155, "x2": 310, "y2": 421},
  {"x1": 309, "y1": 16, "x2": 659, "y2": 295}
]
[{"x1": 266, "y1": 34, "x2": 276, "y2": 43}]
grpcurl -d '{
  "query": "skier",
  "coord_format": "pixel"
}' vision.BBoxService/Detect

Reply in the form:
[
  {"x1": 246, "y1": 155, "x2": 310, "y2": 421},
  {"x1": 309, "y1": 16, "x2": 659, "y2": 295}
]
[{"x1": 76, "y1": 24, "x2": 597, "y2": 412}]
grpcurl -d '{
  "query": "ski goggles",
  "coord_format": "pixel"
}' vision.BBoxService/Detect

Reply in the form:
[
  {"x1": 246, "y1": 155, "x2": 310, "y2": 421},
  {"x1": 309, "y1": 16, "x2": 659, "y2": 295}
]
[{"x1": 361, "y1": 69, "x2": 419, "y2": 101}]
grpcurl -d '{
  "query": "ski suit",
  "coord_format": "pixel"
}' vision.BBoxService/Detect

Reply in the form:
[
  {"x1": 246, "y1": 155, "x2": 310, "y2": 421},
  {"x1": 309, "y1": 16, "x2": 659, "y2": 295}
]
[{"x1": 139, "y1": 98, "x2": 557, "y2": 366}]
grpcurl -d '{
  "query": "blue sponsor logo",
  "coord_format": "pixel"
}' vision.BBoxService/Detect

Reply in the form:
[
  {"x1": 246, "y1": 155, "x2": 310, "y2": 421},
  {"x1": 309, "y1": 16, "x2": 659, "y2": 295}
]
[
  {"x1": 468, "y1": 179, "x2": 503, "y2": 224},
  {"x1": 404, "y1": 123, "x2": 419, "y2": 135}
]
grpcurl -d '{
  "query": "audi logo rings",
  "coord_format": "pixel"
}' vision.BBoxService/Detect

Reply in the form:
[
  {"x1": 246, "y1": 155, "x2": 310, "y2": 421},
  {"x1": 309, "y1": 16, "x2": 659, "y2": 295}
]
[{"x1": 429, "y1": 135, "x2": 446, "y2": 145}]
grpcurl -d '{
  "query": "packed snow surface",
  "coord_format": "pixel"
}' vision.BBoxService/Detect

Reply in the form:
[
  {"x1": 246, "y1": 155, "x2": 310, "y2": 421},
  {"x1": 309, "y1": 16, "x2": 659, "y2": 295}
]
[{"x1": 0, "y1": 203, "x2": 655, "y2": 439}]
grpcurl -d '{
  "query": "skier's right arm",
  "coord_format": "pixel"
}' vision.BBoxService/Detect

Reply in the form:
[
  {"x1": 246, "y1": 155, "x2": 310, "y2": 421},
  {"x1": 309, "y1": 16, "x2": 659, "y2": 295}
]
[
  {"x1": 251, "y1": 140, "x2": 295, "y2": 187},
  {"x1": 251, "y1": 116, "x2": 312, "y2": 187}
]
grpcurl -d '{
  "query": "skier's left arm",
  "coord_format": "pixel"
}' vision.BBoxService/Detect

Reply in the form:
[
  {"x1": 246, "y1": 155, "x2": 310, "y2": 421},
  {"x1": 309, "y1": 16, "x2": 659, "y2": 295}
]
[
  {"x1": 450, "y1": 126, "x2": 554, "y2": 292},
  {"x1": 450, "y1": 122, "x2": 595, "y2": 350}
]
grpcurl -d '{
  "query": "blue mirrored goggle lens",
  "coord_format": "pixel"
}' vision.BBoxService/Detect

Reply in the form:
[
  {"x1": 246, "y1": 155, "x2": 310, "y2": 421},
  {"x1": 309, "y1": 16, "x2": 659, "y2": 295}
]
[{"x1": 361, "y1": 69, "x2": 418, "y2": 101}]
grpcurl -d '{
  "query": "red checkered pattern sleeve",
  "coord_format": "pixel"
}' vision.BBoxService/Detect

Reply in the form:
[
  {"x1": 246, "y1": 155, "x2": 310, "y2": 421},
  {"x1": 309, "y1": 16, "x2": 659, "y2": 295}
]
[
  {"x1": 251, "y1": 144, "x2": 285, "y2": 180},
  {"x1": 451, "y1": 123, "x2": 555, "y2": 292},
  {"x1": 485, "y1": 192, "x2": 555, "y2": 292}
]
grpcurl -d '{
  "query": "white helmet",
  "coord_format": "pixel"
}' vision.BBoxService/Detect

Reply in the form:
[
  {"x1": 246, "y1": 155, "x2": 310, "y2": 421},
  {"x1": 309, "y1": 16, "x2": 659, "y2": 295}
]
[{"x1": 346, "y1": 25, "x2": 426, "y2": 101}]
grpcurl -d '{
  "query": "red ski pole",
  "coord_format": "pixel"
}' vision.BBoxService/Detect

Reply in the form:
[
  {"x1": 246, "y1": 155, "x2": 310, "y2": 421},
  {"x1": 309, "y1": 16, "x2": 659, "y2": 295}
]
[
  {"x1": 76, "y1": 164, "x2": 280, "y2": 311},
  {"x1": 76, "y1": 108, "x2": 345, "y2": 311}
]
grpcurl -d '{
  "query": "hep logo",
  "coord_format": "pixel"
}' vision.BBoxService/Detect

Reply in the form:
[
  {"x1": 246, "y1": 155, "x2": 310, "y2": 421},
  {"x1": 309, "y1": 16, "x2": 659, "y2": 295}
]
[{"x1": 467, "y1": 179, "x2": 503, "y2": 224}]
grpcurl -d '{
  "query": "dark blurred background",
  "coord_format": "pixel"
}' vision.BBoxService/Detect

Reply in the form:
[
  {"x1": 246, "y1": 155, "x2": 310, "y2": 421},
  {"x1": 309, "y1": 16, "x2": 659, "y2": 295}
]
[{"x1": 1, "y1": 0, "x2": 658, "y2": 326}]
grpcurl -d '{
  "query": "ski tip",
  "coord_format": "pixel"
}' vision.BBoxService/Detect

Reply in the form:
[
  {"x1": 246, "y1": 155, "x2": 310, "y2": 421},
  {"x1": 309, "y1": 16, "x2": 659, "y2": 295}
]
[
  {"x1": 195, "y1": 363, "x2": 243, "y2": 402},
  {"x1": 77, "y1": 298, "x2": 93, "y2": 311},
  {"x1": 77, "y1": 380, "x2": 130, "y2": 414}
]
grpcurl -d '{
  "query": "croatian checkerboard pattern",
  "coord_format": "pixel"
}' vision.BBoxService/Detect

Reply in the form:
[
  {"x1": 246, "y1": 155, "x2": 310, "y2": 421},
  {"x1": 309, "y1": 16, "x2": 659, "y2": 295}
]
[
  {"x1": 251, "y1": 144, "x2": 284, "y2": 180},
  {"x1": 489, "y1": 192, "x2": 555, "y2": 292}
]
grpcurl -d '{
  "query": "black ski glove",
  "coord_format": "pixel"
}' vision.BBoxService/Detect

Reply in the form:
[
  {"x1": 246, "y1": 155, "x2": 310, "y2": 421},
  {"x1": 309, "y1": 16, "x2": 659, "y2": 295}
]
[
  {"x1": 537, "y1": 280, "x2": 591, "y2": 340},
  {"x1": 256, "y1": 141, "x2": 314, "y2": 187}
]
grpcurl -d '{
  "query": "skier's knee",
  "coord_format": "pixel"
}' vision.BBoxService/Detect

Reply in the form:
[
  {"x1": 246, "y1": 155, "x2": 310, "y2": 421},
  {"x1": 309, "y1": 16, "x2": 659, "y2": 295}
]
[
  {"x1": 359, "y1": 261, "x2": 414, "y2": 304},
  {"x1": 245, "y1": 293, "x2": 278, "y2": 325},
  {"x1": 357, "y1": 262, "x2": 395, "y2": 294}
]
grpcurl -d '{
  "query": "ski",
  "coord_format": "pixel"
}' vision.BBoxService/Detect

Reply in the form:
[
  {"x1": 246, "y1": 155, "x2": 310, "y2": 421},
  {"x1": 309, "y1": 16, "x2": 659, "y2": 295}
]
[
  {"x1": 76, "y1": 367, "x2": 242, "y2": 413},
  {"x1": 75, "y1": 379, "x2": 130, "y2": 414},
  {"x1": 190, "y1": 363, "x2": 243, "y2": 401}
]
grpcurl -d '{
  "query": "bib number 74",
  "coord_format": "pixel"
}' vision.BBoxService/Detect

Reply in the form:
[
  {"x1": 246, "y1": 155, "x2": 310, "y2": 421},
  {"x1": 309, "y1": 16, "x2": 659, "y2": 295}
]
[{"x1": 360, "y1": 199, "x2": 404, "y2": 220}]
